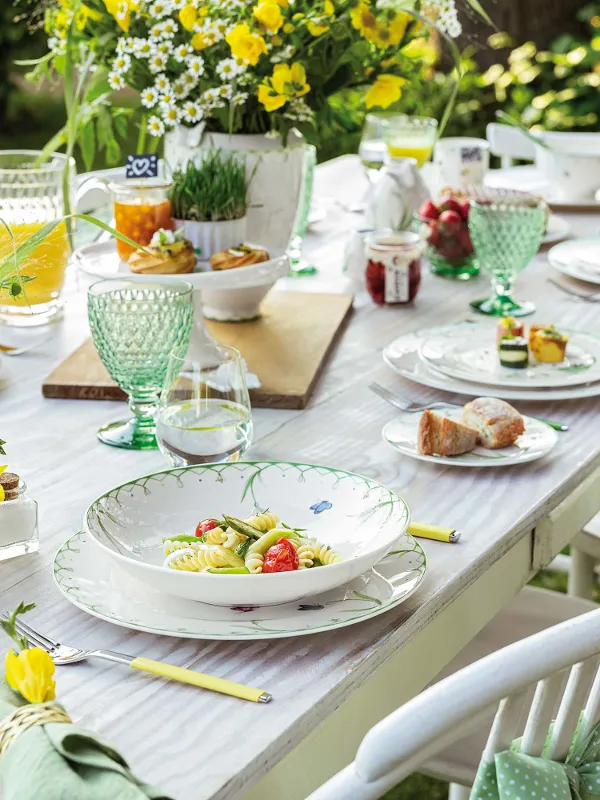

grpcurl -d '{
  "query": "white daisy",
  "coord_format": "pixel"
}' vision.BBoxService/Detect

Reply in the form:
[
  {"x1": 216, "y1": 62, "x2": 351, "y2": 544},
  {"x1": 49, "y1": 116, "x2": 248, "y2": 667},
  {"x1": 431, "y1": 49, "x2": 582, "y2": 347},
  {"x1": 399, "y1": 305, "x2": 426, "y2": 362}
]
[
  {"x1": 271, "y1": 44, "x2": 295, "y2": 63},
  {"x1": 48, "y1": 36, "x2": 64, "y2": 54},
  {"x1": 173, "y1": 78, "x2": 191, "y2": 99},
  {"x1": 108, "y1": 72, "x2": 125, "y2": 91},
  {"x1": 149, "y1": 23, "x2": 163, "y2": 39},
  {"x1": 216, "y1": 58, "x2": 241, "y2": 80},
  {"x1": 115, "y1": 37, "x2": 128, "y2": 54},
  {"x1": 149, "y1": 0, "x2": 170, "y2": 17},
  {"x1": 173, "y1": 43, "x2": 193, "y2": 62},
  {"x1": 159, "y1": 91, "x2": 175, "y2": 107},
  {"x1": 182, "y1": 101, "x2": 203, "y2": 123},
  {"x1": 162, "y1": 105, "x2": 179, "y2": 127},
  {"x1": 140, "y1": 86, "x2": 159, "y2": 107},
  {"x1": 188, "y1": 56, "x2": 205, "y2": 77},
  {"x1": 154, "y1": 74, "x2": 170, "y2": 93},
  {"x1": 116, "y1": 1, "x2": 129, "y2": 20},
  {"x1": 216, "y1": 84, "x2": 232, "y2": 99},
  {"x1": 147, "y1": 115, "x2": 165, "y2": 137},
  {"x1": 132, "y1": 38, "x2": 153, "y2": 57},
  {"x1": 155, "y1": 40, "x2": 172, "y2": 55},
  {"x1": 148, "y1": 52, "x2": 168, "y2": 73},
  {"x1": 182, "y1": 71, "x2": 198, "y2": 87},
  {"x1": 202, "y1": 88, "x2": 218, "y2": 104},
  {"x1": 170, "y1": 0, "x2": 185, "y2": 8},
  {"x1": 231, "y1": 91, "x2": 248, "y2": 106},
  {"x1": 120, "y1": 36, "x2": 136, "y2": 53},
  {"x1": 158, "y1": 19, "x2": 178, "y2": 37},
  {"x1": 211, "y1": 18, "x2": 228, "y2": 38},
  {"x1": 111, "y1": 53, "x2": 131, "y2": 73}
]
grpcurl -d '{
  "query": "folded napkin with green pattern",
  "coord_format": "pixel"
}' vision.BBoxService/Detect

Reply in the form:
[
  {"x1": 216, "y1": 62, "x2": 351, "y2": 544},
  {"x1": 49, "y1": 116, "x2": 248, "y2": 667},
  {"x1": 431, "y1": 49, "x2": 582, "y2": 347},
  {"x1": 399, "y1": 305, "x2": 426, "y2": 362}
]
[{"x1": 470, "y1": 721, "x2": 600, "y2": 799}]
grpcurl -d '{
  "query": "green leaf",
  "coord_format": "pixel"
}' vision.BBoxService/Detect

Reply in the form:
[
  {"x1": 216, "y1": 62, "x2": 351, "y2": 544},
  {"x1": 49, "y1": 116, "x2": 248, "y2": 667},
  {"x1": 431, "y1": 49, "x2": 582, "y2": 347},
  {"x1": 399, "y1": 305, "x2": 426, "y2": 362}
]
[
  {"x1": 79, "y1": 122, "x2": 96, "y2": 172},
  {"x1": 0, "y1": 439, "x2": 6, "y2": 456},
  {"x1": 14, "y1": 52, "x2": 54, "y2": 67},
  {"x1": 0, "y1": 602, "x2": 36, "y2": 651},
  {"x1": 464, "y1": 0, "x2": 495, "y2": 27}
]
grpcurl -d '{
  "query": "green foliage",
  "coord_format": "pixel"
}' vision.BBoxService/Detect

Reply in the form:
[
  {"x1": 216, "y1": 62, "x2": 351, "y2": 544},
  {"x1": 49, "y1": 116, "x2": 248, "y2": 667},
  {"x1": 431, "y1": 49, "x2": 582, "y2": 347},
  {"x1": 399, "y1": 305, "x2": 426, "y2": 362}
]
[
  {"x1": 169, "y1": 151, "x2": 249, "y2": 222},
  {"x1": 480, "y1": 5, "x2": 600, "y2": 132},
  {"x1": 0, "y1": 440, "x2": 6, "y2": 456},
  {"x1": 0, "y1": 602, "x2": 36, "y2": 651}
]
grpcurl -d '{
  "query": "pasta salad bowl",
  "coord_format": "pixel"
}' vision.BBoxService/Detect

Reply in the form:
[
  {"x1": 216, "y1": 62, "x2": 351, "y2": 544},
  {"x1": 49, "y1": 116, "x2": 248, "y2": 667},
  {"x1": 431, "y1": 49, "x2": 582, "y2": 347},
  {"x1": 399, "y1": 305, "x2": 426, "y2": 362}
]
[{"x1": 84, "y1": 461, "x2": 411, "y2": 606}]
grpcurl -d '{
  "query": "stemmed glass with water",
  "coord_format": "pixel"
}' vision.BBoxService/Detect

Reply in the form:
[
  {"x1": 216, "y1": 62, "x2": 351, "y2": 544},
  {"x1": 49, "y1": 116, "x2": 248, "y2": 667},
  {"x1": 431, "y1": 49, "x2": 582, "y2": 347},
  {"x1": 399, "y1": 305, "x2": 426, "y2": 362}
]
[{"x1": 157, "y1": 343, "x2": 253, "y2": 465}]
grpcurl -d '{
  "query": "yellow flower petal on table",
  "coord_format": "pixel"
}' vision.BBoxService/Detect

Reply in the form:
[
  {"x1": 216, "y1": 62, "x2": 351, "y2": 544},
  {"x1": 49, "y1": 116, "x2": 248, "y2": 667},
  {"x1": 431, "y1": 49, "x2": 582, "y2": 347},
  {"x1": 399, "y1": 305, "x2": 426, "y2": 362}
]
[
  {"x1": 179, "y1": 3, "x2": 198, "y2": 31},
  {"x1": 257, "y1": 84, "x2": 287, "y2": 112},
  {"x1": 253, "y1": 0, "x2": 284, "y2": 33},
  {"x1": 5, "y1": 648, "x2": 56, "y2": 704},
  {"x1": 226, "y1": 23, "x2": 268, "y2": 65},
  {"x1": 365, "y1": 74, "x2": 406, "y2": 109}
]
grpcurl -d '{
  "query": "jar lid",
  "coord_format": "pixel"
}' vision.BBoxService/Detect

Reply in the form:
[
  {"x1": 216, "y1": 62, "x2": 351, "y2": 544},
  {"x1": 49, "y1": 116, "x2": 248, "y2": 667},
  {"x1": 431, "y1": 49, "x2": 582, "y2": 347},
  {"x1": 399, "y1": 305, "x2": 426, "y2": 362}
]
[
  {"x1": 368, "y1": 231, "x2": 422, "y2": 250},
  {"x1": 0, "y1": 472, "x2": 23, "y2": 502},
  {"x1": 108, "y1": 178, "x2": 173, "y2": 193}
]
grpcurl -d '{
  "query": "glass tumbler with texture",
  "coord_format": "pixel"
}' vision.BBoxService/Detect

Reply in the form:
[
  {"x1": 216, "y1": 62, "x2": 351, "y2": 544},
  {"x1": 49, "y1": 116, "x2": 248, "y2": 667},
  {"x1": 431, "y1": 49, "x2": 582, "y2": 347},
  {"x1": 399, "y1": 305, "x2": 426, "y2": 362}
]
[
  {"x1": 0, "y1": 150, "x2": 74, "y2": 326},
  {"x1": 468, "y1": 190, "x2": 547, "y2": 317},
  {"x1": 381, "y1": 115, "x2": 438, "y2": 167},
  {"x1": 88, "y1": 279, "x2": 193, "y2": 450},
  {"x1": 157, "y1": 344, "x2": 253, "y2": 466}
]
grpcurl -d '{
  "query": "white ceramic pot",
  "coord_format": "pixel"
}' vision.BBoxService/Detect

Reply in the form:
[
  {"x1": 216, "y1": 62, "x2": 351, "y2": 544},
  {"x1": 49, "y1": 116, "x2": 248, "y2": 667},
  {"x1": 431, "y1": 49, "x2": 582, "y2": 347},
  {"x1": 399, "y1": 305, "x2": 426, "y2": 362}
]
[
  {"x1": 174, "y1": 217, "x2": 247, "y2": 259},
  {"x1": 165, "y1": 126, "x2": 305, "y2": 252}
]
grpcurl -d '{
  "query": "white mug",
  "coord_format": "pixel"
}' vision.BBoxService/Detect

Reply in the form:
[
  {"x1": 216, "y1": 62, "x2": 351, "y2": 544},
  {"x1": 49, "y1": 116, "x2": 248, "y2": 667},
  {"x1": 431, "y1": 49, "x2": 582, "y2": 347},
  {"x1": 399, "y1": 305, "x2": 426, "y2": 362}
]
[{"x1": 434, "y1": 137, "x2": 490, "y2": 189}]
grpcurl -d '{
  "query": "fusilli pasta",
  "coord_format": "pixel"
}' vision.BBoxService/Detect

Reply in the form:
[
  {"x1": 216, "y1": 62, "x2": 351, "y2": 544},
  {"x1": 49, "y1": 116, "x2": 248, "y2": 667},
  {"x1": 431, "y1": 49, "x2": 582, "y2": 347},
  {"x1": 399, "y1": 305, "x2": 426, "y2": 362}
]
[{"x1": 166, "y1": 544, "x2": 243, "y2": 572}]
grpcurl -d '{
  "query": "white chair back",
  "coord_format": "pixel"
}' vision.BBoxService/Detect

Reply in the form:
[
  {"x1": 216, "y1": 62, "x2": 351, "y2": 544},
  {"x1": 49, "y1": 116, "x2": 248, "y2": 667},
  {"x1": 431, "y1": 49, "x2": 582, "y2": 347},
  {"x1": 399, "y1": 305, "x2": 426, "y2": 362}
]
[
  {"x1": 307, "y1": 606, "x2": 600, "y2": 800},
  {"x1": 486, "y1": 123, "x2": 536, "y2": 168}
]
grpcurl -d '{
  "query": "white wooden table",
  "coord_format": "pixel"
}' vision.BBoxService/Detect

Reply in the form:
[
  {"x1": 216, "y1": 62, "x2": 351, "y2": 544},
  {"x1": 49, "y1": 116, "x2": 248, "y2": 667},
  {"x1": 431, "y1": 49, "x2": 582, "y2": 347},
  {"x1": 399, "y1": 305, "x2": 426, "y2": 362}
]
[{"x1": 1, "y1": 155, "x2": 600, "y2": 800}]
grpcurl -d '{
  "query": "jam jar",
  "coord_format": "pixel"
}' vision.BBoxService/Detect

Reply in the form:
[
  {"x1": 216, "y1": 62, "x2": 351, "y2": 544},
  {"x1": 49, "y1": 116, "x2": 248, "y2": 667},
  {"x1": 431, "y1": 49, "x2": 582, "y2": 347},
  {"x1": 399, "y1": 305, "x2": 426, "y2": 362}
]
[
  {"x1": 111, "y1": 179, "x2": 174, "y2": 261},
  {"x1": 365, "y1": 231, "x2": 423, "y2": 305}
]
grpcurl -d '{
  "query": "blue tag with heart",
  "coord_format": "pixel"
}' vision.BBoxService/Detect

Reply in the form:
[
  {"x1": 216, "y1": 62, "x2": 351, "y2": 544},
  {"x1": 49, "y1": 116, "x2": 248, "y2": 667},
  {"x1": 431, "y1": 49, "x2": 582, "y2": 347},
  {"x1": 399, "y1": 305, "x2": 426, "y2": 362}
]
[{"x1": 126, "y1": 154, "x2": 158, "y2": 178}]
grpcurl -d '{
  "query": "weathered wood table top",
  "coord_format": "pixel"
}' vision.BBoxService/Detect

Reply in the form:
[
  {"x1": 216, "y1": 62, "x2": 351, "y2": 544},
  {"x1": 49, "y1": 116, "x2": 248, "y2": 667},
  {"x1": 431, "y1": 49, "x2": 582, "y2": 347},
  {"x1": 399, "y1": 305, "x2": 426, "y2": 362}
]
[{"x1": 1, "y1": 155, "x2": 600, "y2": 799}]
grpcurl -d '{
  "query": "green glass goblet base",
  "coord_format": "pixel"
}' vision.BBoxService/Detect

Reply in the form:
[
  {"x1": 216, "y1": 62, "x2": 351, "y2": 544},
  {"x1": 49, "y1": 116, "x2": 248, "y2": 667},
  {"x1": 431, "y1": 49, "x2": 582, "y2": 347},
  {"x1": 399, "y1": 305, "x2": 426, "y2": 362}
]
[
  {"x1": 469, "y1": 295, "x2": 536, "y2": 317},
  {"x1": 429, "y1": 252, "x2": 479, "y2": 281},
  {"x1": 97, "y1": 418, "x2": 158, "y2": 450}
]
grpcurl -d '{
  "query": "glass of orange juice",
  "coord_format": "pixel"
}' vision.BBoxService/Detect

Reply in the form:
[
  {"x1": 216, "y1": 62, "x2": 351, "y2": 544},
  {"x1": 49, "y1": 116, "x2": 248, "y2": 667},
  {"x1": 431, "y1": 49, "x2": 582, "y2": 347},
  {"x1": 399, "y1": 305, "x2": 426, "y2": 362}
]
[
  {"x1": 0, "y1": 150, "x2": 74, "y2": 326},
  {"x1": 110, "y1": 179, "x2": 174, "y2": 261},
  {"x1": 381, "y1": 115, "x2": 438, "y2": 168}
]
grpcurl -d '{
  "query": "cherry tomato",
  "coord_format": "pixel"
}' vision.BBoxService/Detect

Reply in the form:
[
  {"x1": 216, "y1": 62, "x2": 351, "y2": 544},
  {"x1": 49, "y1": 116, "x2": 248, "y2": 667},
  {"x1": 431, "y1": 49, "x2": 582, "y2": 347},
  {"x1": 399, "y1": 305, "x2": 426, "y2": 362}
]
[
  {"x1": 195, "y1": 518, "x2": 220, "y2": 537},
  {"x1": 262, "y1": 538, "x2": 299, "y2": 573}
]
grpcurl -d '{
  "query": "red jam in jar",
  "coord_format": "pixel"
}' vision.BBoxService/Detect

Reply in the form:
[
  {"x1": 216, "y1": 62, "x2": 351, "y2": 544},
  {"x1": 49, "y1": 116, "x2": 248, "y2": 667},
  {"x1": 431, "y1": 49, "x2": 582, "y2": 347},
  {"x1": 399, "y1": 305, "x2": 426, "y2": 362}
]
[{"x1": 365, "y1": 231, "x2": 423, "y2": 305}]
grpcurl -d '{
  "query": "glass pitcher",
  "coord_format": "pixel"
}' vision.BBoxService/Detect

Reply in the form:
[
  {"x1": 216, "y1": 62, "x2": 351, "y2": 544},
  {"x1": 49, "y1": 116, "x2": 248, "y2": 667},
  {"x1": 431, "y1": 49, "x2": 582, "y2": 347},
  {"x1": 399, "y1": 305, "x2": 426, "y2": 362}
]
[{"x1": 0, "y1": 150, "x2": 75, "y2": 326}]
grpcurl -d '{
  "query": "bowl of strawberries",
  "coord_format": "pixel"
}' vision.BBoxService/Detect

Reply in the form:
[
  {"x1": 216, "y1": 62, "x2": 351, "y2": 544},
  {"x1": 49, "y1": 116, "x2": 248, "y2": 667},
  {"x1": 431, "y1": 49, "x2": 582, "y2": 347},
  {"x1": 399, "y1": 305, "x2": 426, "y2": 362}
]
[{"x1": 415, "y1": 193, "x2": 480, "y2": 280}]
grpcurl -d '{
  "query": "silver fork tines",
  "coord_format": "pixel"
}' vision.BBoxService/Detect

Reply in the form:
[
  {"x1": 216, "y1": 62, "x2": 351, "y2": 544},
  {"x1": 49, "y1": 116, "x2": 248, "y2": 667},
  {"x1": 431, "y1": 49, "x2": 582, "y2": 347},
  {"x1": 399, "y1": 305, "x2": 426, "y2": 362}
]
[{"x1": 369, "y1": 382, "x2": 457, "y2": 413}]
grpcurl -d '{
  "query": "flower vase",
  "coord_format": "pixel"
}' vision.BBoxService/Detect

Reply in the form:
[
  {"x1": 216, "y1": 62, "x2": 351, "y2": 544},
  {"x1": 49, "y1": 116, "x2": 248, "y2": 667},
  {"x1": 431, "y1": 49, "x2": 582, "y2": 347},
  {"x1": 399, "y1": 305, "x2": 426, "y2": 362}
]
[{"x1": 165, "y1": 126, "x2": 305, "y2": 253}]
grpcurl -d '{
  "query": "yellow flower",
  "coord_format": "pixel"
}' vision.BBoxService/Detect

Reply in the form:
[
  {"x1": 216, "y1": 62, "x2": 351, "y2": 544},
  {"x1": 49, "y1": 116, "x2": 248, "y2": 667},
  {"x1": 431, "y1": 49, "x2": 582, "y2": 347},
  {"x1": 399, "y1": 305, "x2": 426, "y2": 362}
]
[
  {"x1": 307, "y1": 20, "x2": 328, "y2": 35},
  {"x1": 179, "y1": 3, "x2": 197, "y2": 31},
  {"x1": 226, "y1": 24, "x2": 268, "y2": 65},
  {"x1": 191, "y1": 31, "x2": 211, "y2": 49},
  {"x1": 258, "y1": 62, "x2": 310, "y2": 112},
  {"x1": 351, "y1": 0, "x2": 377, "y2": 36},
  {"x1": 103, "y1": 0, "x2": 132, "y2": 32},
  {"x1": 253, "y1": 0, "x2": 284, "y2": 33},
  {"x1": 283, "y1": 21, "x2": 294, "y2": 32},
  {"x1": 351, "y1": 0, "x2": 408, "y2": 48},
  {"x1": 324, "y1": 0, "x2": 334, "y2": 12},
  {"x1": 365, "y1": 74, "x2": 406, "y2": 109},
  {"x1": 5, "y1": 648, "x2": 56, "y2": 704},
  {"x1": 307, "y1": 0, "x2": 334, "y2": 36}
]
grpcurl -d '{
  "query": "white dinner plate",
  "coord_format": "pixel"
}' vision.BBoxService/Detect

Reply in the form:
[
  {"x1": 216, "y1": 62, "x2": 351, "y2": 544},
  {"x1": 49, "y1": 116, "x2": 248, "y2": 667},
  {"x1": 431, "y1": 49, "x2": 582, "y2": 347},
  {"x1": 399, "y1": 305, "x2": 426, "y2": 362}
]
[
  {"x1": 383, "y1": 407, "x2": 558, "y2": 468},
  {"x1": 383, "y1": 324, "x2": 600, "y2": 401},
  {"x1": 548, "y1": 238, "x2": 600, "y2": 287},
  {"x1": 419, "y1": 324, "x2": 600, "y2": 389},
  {"x1": 74, "y1": 240, "x2": 290, "y2": 290},
  {"x1": 543, "y1": 215, "x2": 570, "y2": 245},
  {"x1": 53, "y1": 530, "x2": 426, "y2": 640}
]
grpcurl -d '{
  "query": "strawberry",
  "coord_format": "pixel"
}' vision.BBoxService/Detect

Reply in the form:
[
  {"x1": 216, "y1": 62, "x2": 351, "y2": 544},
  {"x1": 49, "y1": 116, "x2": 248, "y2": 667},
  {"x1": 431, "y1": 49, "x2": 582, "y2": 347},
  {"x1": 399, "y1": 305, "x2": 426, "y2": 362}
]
[
  {"x1": 439, "y1": 198, "x2": 462, "y2": 215},
  {"x1": 418, "y1": 200, "x2": 439, "y2": 220},
  {"x1": 458, "y1": 201, "x2": 470, "y2": 221},
  {"x1": 438, "y1": 209, "x2": 463, "y2": 234}
]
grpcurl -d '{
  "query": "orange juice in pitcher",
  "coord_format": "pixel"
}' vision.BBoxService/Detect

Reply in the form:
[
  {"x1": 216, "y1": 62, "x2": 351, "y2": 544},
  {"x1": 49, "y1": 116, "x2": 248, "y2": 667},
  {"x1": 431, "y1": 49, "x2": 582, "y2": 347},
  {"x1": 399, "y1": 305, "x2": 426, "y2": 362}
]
[{"x1": 0, "y1": 151, "x2": 74, "y2": 326}]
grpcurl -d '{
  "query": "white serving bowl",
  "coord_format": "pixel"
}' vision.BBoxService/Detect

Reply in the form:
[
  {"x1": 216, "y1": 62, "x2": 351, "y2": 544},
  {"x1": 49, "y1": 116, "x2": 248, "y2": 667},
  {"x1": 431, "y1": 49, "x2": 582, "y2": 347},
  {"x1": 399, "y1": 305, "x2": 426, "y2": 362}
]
[{"x1": 84, "y1": 461, "x2": 411, "y2": 606}]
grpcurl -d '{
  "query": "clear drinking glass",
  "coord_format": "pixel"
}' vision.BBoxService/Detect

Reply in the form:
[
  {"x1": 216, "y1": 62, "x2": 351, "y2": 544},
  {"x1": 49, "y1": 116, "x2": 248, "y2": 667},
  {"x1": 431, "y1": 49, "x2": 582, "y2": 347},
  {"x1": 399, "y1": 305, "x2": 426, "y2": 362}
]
[
  {"x1": 157, "y1": 344, "x2": 253, "y2": 466},
  {"x1": 359, "y1": 113, "x2": 394, "y2": 183},
  {"x1": 88, "y1": 278, "x2": 194, "y2": 450},
  {"x1": 468, "y1": 190, "x2": 547, "y2": 317},
  {"x1": 381, "y1": 115, "x2": 438, "y2": 167},
  {"x1": 289, "y1": 144, "x2": 317, "y2": 277},
  {"x1": 111, "y1": 179, "x2": 174, "y2": 261},
  {"x1": 0, "y1": 150, "x2": 74, "y2": 326}
]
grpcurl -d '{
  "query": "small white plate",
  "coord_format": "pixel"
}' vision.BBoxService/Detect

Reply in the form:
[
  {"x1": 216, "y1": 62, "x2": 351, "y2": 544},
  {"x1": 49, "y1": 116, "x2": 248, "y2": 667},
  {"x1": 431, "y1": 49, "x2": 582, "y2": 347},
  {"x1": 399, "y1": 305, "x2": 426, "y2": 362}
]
[
  {"x1": 549, "y1": 238, "x2": 600, "y2": 287},
  {"x1": 383, "y1": 325, "x2": 600, "y2": 402},
  {"x1": 420, "y1": 324, "x2": 600, "y2": 389},
  {"x1": 74, "y1": 240, "x2": 290, "y2": 290},
  {"x1": 53, "y1": 530, "x2": 426, "y2": 640},
  {"x1": 543, "y1": 215, "x2": 570, "y2": 245},
  {"x1": 383, "y1": 407, "x2": 558, "y2": 468}
]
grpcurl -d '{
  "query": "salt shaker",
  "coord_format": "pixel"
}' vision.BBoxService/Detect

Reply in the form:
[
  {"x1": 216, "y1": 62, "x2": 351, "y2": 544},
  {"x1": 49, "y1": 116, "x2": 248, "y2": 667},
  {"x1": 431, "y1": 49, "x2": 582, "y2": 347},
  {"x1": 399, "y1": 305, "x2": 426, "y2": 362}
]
[{"x1": 0, "y1": 471, "x2": 39, "y2": 561}]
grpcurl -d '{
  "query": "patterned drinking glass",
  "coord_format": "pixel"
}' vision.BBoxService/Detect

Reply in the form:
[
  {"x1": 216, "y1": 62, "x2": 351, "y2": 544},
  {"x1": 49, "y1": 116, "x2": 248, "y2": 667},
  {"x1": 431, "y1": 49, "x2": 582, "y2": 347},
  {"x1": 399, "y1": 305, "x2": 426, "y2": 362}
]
[
  {"x1": 88, "y1": 278, "x2": 193, "y2": 450},
  {"x1": 468, "y1": 190, "x2": 547, "y2": 317},
  {"x1": 0, "y1": 150, "x2": 74, "y2": 326}
]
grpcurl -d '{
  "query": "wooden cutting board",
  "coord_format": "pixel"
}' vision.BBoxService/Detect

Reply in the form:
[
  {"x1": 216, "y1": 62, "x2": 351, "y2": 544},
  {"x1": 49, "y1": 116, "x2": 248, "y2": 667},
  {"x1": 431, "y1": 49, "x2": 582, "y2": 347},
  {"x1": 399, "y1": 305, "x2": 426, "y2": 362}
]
[{"x1": 42, "y1": 292, "x2": 353, "y2": 410}]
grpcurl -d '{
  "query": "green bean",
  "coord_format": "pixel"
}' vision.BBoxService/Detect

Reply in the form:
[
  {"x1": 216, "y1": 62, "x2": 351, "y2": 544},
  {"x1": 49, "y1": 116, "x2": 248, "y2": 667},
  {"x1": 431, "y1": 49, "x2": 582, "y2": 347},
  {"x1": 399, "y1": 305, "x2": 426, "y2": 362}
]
[{"x1": 206, "y1": 567, "x2": 250, "y2": 575}]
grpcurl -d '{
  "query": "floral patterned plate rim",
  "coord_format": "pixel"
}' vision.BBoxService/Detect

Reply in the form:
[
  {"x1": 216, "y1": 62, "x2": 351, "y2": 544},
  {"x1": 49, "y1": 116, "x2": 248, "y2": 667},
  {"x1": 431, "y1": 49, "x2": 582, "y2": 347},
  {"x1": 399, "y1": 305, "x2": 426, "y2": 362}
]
[
  {"x1": 419, "y1": 323, "x2": 600, "y2": 389},
  {"x1": 53, "y1": 530, "x2": 427, "y2": 641},
  {"x1": 382, "y1": 408, "x2": 558, "y2": 468},
  {"x1": 383, "y1": 323, "x2": 600, "y2": 402}
]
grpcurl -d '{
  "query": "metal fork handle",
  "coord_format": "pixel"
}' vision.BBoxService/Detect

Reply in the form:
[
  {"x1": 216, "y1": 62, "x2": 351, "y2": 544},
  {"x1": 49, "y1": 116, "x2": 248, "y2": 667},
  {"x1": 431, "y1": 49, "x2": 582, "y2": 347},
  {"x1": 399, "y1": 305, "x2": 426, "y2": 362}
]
[{"x1": 91, "y1": 650, "x2": 135, "y2": 666}]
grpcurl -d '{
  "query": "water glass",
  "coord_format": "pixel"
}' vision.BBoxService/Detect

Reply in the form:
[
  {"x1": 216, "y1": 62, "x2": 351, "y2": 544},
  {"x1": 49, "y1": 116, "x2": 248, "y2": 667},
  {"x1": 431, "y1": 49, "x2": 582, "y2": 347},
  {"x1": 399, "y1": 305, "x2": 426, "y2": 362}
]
[
  {"x1": 359, "y1": 113, "x2": 391, "y2": 181},
  {"x1": 468, "y1": 190, "x2": 547, "y2": 317},
  {"x1": 288, "y1": 144, "x2": 317, "y2": 277},
  {"x1": 381, "y1": 115, "x2": 438, "y2": 167},
  {"x1": 88, "y1": 278, "x2": 193, "y2": 450},
  {"x1": 157, "y1": 344, "x2": 253, "y2": 466},
  {"x1": 0, "y1": 150, "x2": 74, "y2": 326}
]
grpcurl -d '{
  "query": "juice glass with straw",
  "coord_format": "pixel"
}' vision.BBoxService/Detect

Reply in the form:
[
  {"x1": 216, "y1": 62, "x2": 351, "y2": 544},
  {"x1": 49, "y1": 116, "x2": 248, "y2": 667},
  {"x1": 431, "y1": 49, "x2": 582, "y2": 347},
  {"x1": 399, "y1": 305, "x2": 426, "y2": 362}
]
[
  {"x1": 381, "y1": 115, "x2": 438, "y2": 167},
  {"x1": 0, "y1": 150, "x2": 74, "y2": 326}
]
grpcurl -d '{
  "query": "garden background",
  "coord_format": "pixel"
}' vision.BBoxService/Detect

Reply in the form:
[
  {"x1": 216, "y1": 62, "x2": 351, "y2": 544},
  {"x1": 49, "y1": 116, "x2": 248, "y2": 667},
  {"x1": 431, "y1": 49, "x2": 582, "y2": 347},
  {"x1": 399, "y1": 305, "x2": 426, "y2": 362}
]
[{"x1": 1, "y1": 0, "x2": 600, "y2": 796}]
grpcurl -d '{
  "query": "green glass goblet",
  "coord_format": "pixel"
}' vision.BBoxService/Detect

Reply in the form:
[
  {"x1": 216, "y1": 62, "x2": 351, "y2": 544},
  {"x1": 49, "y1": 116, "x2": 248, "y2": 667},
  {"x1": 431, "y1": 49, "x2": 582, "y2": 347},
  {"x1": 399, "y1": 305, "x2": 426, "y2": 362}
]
[
  {"x1": 468, "y1": 190, "x2": 547, "y2": 317},
  {"x1": 88, "y1": 278, "x2": 193, "y2": 450}
]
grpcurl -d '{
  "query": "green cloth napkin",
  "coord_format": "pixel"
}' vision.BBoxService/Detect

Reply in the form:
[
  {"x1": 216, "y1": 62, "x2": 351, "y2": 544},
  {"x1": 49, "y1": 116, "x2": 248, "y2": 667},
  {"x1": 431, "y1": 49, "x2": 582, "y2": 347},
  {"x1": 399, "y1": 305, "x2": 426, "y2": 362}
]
[
  {"x1": 0, "y1": 684, "x2": 174, "y2": 800},
  {"x1": 470, "y1": 721, "x2": 600, "y2": 799}
]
